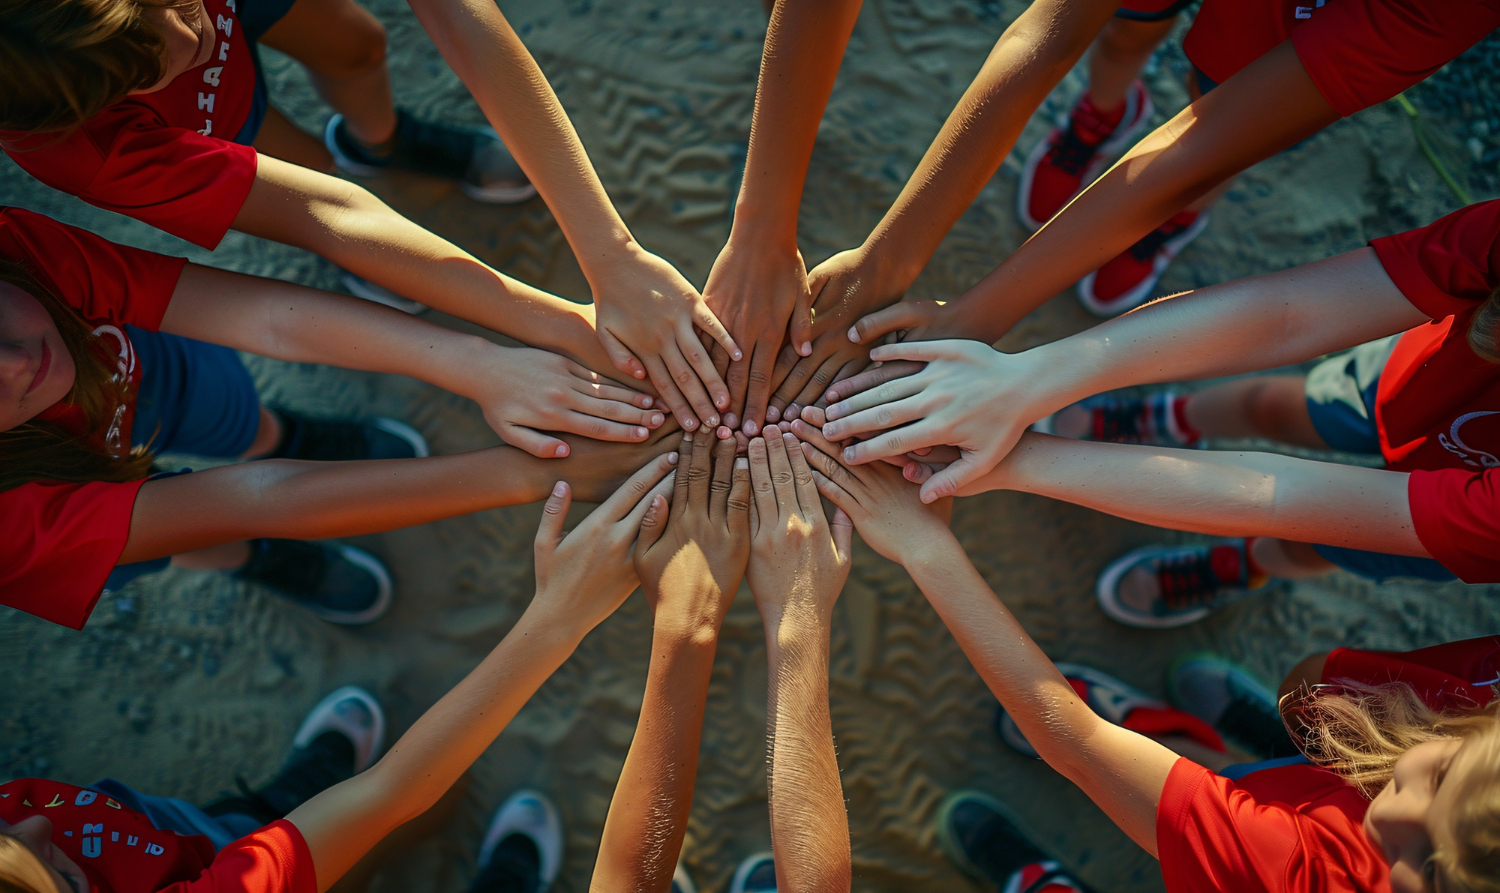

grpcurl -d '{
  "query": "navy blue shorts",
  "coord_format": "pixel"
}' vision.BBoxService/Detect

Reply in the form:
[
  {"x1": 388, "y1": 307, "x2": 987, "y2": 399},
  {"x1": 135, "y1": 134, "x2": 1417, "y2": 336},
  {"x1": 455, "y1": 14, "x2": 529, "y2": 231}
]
[
  {"x1": 233, "y1": 0, "x2": 300, "y2": 145},
  {"x1": 128, "y1": 326, "x2": 261, "y2": 457},
  {"x1": 1115, "y1": 0, "x2": 1195, "y2": 23}
]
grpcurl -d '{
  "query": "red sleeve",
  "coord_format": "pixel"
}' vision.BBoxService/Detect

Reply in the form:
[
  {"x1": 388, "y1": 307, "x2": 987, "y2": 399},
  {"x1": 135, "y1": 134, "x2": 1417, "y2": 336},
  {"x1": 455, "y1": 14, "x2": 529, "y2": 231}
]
[
  {"x1": 1291, "y1": 0, "x2": 1500, "y2": 117},
  {"x1": 159, "y1": 820, "x2": 318, "y2": 893},
  {"x1": 1323, "y1": 636, "x2": 1500, "y2": 710},
  {"x1": 1408, "y1": 467, "x2": 1500, "y2": 584},
  {"x1": 0, "y1": 479, "x2": 146, "y2": 629},
  {"x1": 1370, "y1": 199, "x2": 1500, "y2": 321},
  {"x1": 2, "y1": 105, "x2": 257, "y2": 250},
  {"x1": 0, "y1": 207, "x2": 187, "y2": 331}
]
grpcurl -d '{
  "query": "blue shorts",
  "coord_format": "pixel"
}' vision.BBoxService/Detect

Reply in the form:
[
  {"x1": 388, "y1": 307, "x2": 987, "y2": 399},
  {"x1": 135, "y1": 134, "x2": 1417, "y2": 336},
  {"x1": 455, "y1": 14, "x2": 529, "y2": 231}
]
[
  {"x1": 234, "y1": 0, "x2": 300, "y2": 145},
  {"x1": 90, "y1": 779, "x2": 261, "y2": 852},
  {"x1": 128, "y1": 326, "x2": 261, "y2": 457},
  {"x1": 1115, "y1": 0, "x2": 1195, "y2": 23},
  {"x1": 1300, "y1": 336, "x2": 1458, "y2": 583}
]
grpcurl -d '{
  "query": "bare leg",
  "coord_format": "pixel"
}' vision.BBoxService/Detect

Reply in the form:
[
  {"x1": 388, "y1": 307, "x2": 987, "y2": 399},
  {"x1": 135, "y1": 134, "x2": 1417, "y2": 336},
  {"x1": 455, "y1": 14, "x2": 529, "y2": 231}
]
[
  {"x1": 1250, "y1": 537, "x2": 1337, "y2": 579},
  {"x1": 257, "y1": 0, "x2": 398, "y2": 147},
  {"x1": 1278, "y1": 651, "x2": 1330, "y2": 702},
  {"x1": 253, "y1": 105, "x2": 335, "y2": 172},
  {"x1": 1181, "y1": 376, "x2": 1329, "y2": 449},
  {"x1": 1087, "y1": 16, "x2": 1178, "y2": 111},
  {"x1": 171, "y1": 540, "x2": 253, "y2": 570},
  {"x1": 239, "y1": 406, "x2": 285, "y2": 460}
]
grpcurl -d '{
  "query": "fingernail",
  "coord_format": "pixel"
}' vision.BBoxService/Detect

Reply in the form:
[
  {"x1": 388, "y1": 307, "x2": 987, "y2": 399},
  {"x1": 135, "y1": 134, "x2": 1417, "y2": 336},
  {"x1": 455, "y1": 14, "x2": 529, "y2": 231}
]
[
  {"x1": 843, "y1": 447, "x2": 856, "y2": 461},
  {"x1": 733, "y1": 350, "x2": 743, "y2": 361},
  {"x1": 718, "y1": 425, "x2": 733, "y2": 438},
  {"x1": 735, "y1": 457, "x2": 749, "y2": 469},
  {"x1": 706, "y1": 415, "x2": 719, "y2": 427},
  {"x1": 783, "y1": 432, "x2": 797, "y2": 443},
  {"x1": 801, "y1": 341, "x2": 812, "y2": 355},
  {"x1": 635, "y1": 427, "x2": 647, "y2": 438},
  {"x1": 641, "y1": 396, "x2": 653, "y2": 407},
  {"x1": 766, "y1": 407, "x2": 781, "y2": 423},
  {"x1": 555, "y1": 444, "x2": 568, "y2": 457},
  {"x1": 634, "y1": 369, "x2": 646, "y2": 379},
  {"x1": 650, "y1": 413, "x2": 664, "y2": 425},
  {"x1": 668, "y1": 451, "x2": 679, "y2": 464},
  {"x1": 552, "y1": 481, "x2": 567, "y2": 497},
  {"x1": 683, "y1": 418, "x2": 698, "y2": 430},
  {"x1": 744, "y1": 420, "x2": 758, "y2": 436},
  {"x1": 847, "y1": 326, "x2": 859, "y2": 342}
]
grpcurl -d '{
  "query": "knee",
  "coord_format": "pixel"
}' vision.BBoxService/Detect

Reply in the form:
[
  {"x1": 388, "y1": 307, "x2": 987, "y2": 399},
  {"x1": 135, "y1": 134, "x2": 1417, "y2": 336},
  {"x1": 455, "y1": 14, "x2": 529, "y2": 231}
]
[
  {"x1": 1095, "y1": 16, "x2": 1173, "y2": 61},
  {"x1": 318, "y1": 10, "x2": 388, "y2": 78},
  {"x1": 1242, "y1": 377, "x2": 1307, "y2": 439}
]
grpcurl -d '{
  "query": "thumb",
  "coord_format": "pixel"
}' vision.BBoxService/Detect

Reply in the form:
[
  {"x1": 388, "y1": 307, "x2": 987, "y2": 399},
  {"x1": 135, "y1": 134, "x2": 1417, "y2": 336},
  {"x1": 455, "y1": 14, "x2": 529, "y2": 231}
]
[
  {"x1": 599, "y1": 327, "x2": 647, "y2": 381},
  {"x1": 534, "y1": 481, "x2": 572, "y2": 560},
  {"x1": 919, "y1": 453, "x2": 985, "y2": 504},
  {"x1": 868, "y1": 339, "x2": 967, "y2": 365},
  {"x1": 849, "y1": 302, "x2": 928, "y2": 345},
  {"x1": 504, "y1": 423, "x2": 570, "y2": 459},
  {"x1": 831, "y1": 506, "x2": 854, "y2": 561},
  {"x1": 789, "y1": 286, "x2": 814, "y2": 357},
  {"x1": 634, "y1": 493, "x2": 669, "y2": 558}
]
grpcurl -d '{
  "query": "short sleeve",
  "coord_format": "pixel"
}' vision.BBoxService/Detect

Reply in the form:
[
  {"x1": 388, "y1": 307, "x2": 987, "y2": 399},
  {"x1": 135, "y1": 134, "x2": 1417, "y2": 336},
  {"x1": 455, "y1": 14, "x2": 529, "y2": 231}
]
[
  {"x1": 0, "y1": 479, "x2": 147, "y2": 629},
  {"x1": 1370, "y1": 200, "x2": 1500, "y2": 321},
  {"x1": 1156, "y1": 759, "x2": 1290, "y2": 893},
  {"x1": 1291, "y1": 0, "x2": 1500, "y2": 117},
  {"x1": 161, "y1": 820, "x2": 318, "y2": 893},
  {"x1": 0, "y1": 207, "x2": 187, "y2": 331},
  {"x1": 2, "y1": 104, "x2": 257, "y2": 250},
  {"x1": 1408, "y1": 467, "x2": 1500, "y2": 584}
]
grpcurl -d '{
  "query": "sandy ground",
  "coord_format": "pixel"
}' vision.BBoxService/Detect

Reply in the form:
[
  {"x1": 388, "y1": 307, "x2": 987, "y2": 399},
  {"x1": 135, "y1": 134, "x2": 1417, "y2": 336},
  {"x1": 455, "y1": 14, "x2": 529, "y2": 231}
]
[{"x1": 3, "y1": 1, "x2": 1500, "y2": 890}]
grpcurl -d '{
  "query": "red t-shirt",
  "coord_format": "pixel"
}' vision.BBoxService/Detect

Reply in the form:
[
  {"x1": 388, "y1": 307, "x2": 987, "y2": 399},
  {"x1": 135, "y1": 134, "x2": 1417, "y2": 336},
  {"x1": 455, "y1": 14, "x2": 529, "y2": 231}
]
[
  {"x1": 1183, "y1": 0, "x2": 1500, "y2": 117},
  {"x1": 0, "y1": 779, "x2": 316, "y2": 893},
  {"x1": 1322, "y1": 636, "x2": 1500, "y2": 710},
  {"x1": 0, "y1": 207, "x2": 185, "y2": 628},
  {"x1": 0, "y1": 0, "x2": 260, "y2": 249},
  {"x1": 1367, "y1": 200, "x2": 1500, "y2": 583}
]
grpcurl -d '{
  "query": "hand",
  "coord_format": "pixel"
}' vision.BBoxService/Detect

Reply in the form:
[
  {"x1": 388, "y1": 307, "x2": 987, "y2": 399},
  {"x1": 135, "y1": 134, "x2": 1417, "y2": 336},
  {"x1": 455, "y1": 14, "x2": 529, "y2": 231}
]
[
  {"x1": 471, "y1": 345, "x2": 665, "y2": 457},
  {"x1": 765, "y1": 247, "x2": 908, "y2": 421},
  {"x1": 702, "y1": 237, "x2": 813, "y2": 436},
  {"x1": 531, "y1": 453, "x2": 678, "y2": 635},
  {"x1": 819, "y1": 341, "x2": 1051, "y2": 502},
  {"x1": 551, "y1": 422, "x2": 682, "y2": 503},
  {"x1": 633, "y1": 427, "x2": 751, "y2": 631},
  {"x1": 789, "y1": 419, "x2": 954, "y2": 564},
  {"x1": 846, "y1": 298, "x2": 956, "y2": 347},
  {"x1": 745, "y1": 423, "x2": 852, "y2": 626},
  {"x1": 592, "y1": 243, "x2": 739, "y2": 433}
]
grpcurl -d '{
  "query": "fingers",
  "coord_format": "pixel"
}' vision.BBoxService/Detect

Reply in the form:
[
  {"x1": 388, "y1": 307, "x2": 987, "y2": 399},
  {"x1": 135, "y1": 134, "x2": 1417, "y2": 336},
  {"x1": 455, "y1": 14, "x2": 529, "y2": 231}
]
[
  {"x1": 795, "y1": 403, "x2": 827, "y2": 426},
  {"x1": 807, "y1": 465, "x2": 858, "y2": 517},
  {"x1": 662, "y1": 340, "x2": 720, "y2": 430},
  {"x1": 839, "y1": 426, "x2": 938, "y2": 466},
  {"x1": 823, "y1": 373, "x2": 926, "y2": 424},
  {"x1": 868, "y1": 340, "x2": 968, "y2": 365},
  {"x1": 503, "y1": 424, "x2": 570, "y2": 459},
  {"x1": 849, "y1": 302, "x2": 929, "y2": 344},
  {"x1": 677, "y1": 324, "x2": 730, "y2": 415},
  {"x1": 558, "y1": 411, "x2": 653, "y2": 443},
  {"x1": 830, "y1": 506, "x2": 854, "y2": 560},
  {"x1": 568, "y1": 369, "x2": 658, "y2": 411},
  {"x1": 781, "y1": 429, "x2": 821, "y2": 518},
  {"x1": 725, "y1": 344, "x2": 751, "y2": 434},
  {"x1": 692, "y1": 299, "x2": 742, "y2": 362},
  {"x1": 824, "y1": 395, "x2": 933, "y2": 443},
  {"x1": 686, "y1": 426, "x2": 715, "y2": 509},
  {"x1": 727, "y1": 456, "x2": 751, "y2": 535},
  {"x1": 671, "y1": 431, "x2": 695, "y2": 516},
  {"x1": 789, "y1": 287, "x2": 814, "y2": 358},
  {"x1": 709, "y1": 434, "x2": 737, "y2": 522},
  {"x1": 920, "y1": 454, "x2": 982, "y2": 505},
  {"x1": 595, "y1": 451, "x2": 678, "y2": 521},
  {"x1": 747, "y1": 435, "x2": 778, "y2": 527},
  {"x1": 598, "y1": 327, "x2": 647, "y2": 381},
  {"x1": 765, "y1": 341, "x2": 803, "y2": 423},
  {"x1": 793, "y1": 354, "x2": 863, "y2": 411},
  {"x1": 533, "y1": 480, "x2": 571, "y2": 558},
  {"x1": 823, "y1": 360, "x2": 925, "y2": 406},
  {"x1": 740, "y1": 342, "x2": 777, "y2": 438},
  {"x1": 643, "y1": 355, "x2": 699, "y2": 432},
  {"x1": 761, "y1": 423, "x2": 801, "y2": 516}
]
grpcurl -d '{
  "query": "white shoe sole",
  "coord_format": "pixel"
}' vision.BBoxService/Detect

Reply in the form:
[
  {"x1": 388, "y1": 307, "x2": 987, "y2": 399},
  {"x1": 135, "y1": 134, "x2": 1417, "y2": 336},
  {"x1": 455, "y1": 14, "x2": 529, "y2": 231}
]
[
  {"x1": 1076, "y1": 211, "x2": 1209, "y2": 318},
  {"x1": 371, "y1": 417, "x2": 430, "y2": 458},
  {"x1": 338, "y1": 270, "x2": 428, "y2": 315},
  {"x1": 292, "y1": 685, "x2": 386, "y2": 772},
  {"x1": 478, "y1": 790, "x2": 564, "y2": 888},
  {"x1": 729, "y1": 853, "x2": 777, "y2": 893},
  {"x1": 1017, "y1": 84, "x2": 1156, "y2": 232},
  {"x1": 1096, "y1": 546, "x2": 1212, "y2": 629},
  {"x1": 313, "y1": 543, "x2": 394, "y2": 626}
]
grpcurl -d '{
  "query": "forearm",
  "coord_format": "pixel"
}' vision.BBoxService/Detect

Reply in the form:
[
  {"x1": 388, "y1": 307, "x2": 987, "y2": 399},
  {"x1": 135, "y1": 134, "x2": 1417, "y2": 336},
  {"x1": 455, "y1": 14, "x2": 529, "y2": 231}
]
[
  {"x1": 764, "y1": 607, "x2": 850, "y2": 893},
  {"x1": 988, "y1": 433, "x2": 1426, "y2": 555},
  {"x1": 860, "y1": 0, "x2": 1114, "y2": 288},
  {"x1": 592, "y1": 627, "x2": 718, "y2": 891},
  {"x1": 291, "y1": 608, "x2": 582, "y2": 890},
  {"x1": 945, "y1": 41, "x2": 1339, "y2": 342},
  {"x1": 902, "y1": 535, "x2": 1172, "y2": 852},
  {"x1": 121, "y1": 449, "x2": 553, "y2": 562}
]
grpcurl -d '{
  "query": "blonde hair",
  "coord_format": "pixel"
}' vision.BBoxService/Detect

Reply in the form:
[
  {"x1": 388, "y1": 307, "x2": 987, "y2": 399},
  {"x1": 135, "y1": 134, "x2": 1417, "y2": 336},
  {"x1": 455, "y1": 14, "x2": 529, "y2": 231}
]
[
  {"x1": 0, "y1": 834, "x2": 63, "y2": 893},
  {"x1": 1289, "y1": 681, "x2": 1500, "y2": 893},
  {"x1": 1469, "y1": 287, "x2": 1500, "y2": 365}
]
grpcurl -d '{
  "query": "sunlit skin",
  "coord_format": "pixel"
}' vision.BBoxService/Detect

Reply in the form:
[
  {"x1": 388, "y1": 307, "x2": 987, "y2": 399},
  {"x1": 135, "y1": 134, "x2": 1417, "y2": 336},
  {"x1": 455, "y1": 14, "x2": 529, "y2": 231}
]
[
  {"x1": 129, "y1": 0, "x2": 215, "y2": 95},
  {"x1": 0, "y1": 816, "x2": 87, "y2": 893},
  {"x1": 0, "y1": 281, "x2": 78, "y2": 432},
  {"x1": 1364, "y1": 736, "x2": 1471, "y2": 893}
]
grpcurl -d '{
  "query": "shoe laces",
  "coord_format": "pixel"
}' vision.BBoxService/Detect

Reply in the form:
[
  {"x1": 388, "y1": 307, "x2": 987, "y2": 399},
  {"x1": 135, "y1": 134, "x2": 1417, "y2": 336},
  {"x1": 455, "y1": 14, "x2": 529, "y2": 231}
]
[
  {"x1": 1128, "y1": 215, "x2": 1195, "y2": 263},
  {"x1": 1044, "y1": 102, "x2": 1115, "y2": 175},
  {"x1": 1155, "y1": 551, "x2": 1226, "y2": 611},
  {"x1": 1091, "y1": 397, "x2": 1149, "y2": 443}
]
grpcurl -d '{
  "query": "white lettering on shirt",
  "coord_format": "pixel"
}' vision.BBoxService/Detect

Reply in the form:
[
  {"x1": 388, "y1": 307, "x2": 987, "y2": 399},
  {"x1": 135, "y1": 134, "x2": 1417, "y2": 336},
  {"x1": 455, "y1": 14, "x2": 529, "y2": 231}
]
[
  {"x1": 216, "y1": 14, "x2": 233, "y2": 35},
  {"x1": 197, "y1": 92, "x2": 216, "y2": 113},
  {"x1": 203, "y1": 66, "x2": 223, "y2": 87},
  {"x1": 1438, "y1": 410, "x2": 1500, "y2": 468},
  {"x1": 82, "y1": 824, "x2": 103, "y2": 859},
  {"x1": 145, "y1": 842, "x2": 166, "y2": 855},
  {"x1": 219, "y1": 39, "x2": 230, "y2": 62},
  {"x1": 73, "y1": 791, "x2": 96, "y2": 806}
]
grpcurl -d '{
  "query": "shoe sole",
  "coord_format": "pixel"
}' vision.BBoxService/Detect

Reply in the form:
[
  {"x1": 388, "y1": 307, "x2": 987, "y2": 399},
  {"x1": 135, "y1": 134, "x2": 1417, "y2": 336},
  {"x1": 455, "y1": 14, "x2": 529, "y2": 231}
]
[
  {"x1": 1017, "y1": 84, "x2": 1156, "y2": 232},
  {"x1": 372, "y1": 417, "x2": 430, "y2": 458},
  {"x1": 934, "y1": 790, "x2": 1038, "y2": 883},
  {"x1": 326, "y1": 117, "x2": 539, "y2": 205},
  {"x1": 1076, "y1": 212, "x2": 1209, "y2": 318},
  {"x1": 1096, "y1": 546, "x2": 1212, "y2": 629},
  {"x1": 672, "y1": 861, "x2": 698, "y2": 893},
  {"x1": 728, "y1": 852, "x2": 777, "y2": 893},
  {"x1": 477, "y1": 790, "x2": 564, "y2": 886},
  {"x1": 292, "y1": 685, "x2": 386, "y2": 772},
  {"x1": 338, "y1": 270, "x2": 429, "y2": 315},
  {"x1": 312, "y1": 543, "x2": 394, "y2": 626}
]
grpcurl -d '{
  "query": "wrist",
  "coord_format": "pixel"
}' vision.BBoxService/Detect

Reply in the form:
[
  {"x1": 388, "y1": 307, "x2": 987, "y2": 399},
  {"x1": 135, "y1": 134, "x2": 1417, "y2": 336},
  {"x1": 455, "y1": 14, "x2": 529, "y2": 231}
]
[
  {"x1": 856, "y1": 234, "x2": 925, "y2": 298},
  {"x1": 511, "y1": 599, "x2": 592, "y2": 652},
  {"x1": 894, "y1": 529, "x2": 963, "y2": 573},
  {"x1": 440, "y1": 337, "x2": 515, "y2": 402},
  {"x1": 726, "y1": 207, "x2": 800, "y2": 254}
]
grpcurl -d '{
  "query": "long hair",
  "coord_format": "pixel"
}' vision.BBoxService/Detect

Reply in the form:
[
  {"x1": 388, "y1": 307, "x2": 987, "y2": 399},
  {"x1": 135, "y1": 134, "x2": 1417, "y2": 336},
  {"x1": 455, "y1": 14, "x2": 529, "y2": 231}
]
[
  {"x1": 1469, "y1": 286, "x2": 1500, "y2": 365},
  {"x1": 0, "y1": 260, "x2": 155, "y2": 492},
  {"x1": 0, "y1": 834, "x2": 60, "y2": 893},
  {"x1": 1289, "y1": 681, "x2": 1500, "y2": 893},
  {"x1": 0, "y1": 0, "x2": 195, "y2": 134}
]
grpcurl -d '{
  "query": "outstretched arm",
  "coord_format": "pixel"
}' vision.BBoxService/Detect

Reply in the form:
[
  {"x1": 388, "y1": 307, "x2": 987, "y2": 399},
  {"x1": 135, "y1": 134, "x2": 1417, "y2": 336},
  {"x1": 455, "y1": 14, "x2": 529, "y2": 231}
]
[
  {"x1": 794, "y1": 422, "x2": 1176, "y2": 854},
  {"x1": 592, "y1": 430, "x2": 750, "y2": 891},
  {"x1": 702, "y1": 0, "x2": 864, "y2": 436},
  {"x1": 120, "y1": 435, "x2": 679, "y2": 563},
  {"x1": 747, "y1": 426, "x2": 853, "y2": 892},
  {"x1": 286, "y1": 460, "x2": 674, "y2": 891},
  {"x1": 401, "y1": 0, "x2": 738, "y2": 432},
  {"x1": 163, "y1": 264, "x2": 662, "y2": 456}
]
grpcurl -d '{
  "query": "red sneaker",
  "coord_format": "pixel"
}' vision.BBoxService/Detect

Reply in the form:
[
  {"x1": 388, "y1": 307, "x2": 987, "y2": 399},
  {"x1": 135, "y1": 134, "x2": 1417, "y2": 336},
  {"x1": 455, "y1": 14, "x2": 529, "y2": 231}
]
[
  {"x1": 1077, "y1": 210, "x2": 1209, "y2": 317},
  {"x1": 1017, "y1": 81, "x2": 1154, "y2": 231}
]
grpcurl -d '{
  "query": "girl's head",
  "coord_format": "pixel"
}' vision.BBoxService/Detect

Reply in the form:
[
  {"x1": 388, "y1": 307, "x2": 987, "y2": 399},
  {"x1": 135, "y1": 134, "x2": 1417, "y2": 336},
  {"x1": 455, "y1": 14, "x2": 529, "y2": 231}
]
[
  {"x1": 0, "y1": 0, "x2": 213, "y2": 134},
  {"x1": 0, "y1": 815, "x2": 86, "y2": 893},
  {"x1": 0, "y1": 262, "x2": 153, "y2": 491},
  {"x1": 1292, "y1": 681, "x2": 1500, "y2": 893},
  {"x1": 1469, "y1": 287, "x2": 1500, "y2": 365}
]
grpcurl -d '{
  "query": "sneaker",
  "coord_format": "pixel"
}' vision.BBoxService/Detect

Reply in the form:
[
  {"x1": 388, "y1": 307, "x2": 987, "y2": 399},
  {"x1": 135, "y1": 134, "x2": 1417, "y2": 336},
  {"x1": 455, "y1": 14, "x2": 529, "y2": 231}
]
[
  {"x1": 339, "y1": 270, "x2": 428, "y2": 315},
  {"x1": 1018, "y1": 82, "x2": 1154, "y2": 231},
  {"x1": 672, "y1": 862, "x2": 697, "y2": 893},
  {"x1": 325, "y1": 109, "x2": 538, "y2": 204},
  {"x1": 1097, "y1": 540, "x2": 1265, "y2": 629},
  {"x1": 995, "y1": 663, "x2": 1223, "y2": 759},
  {"x1": 728, "y1": 853, "x2": 777, "y2": 893},
  {"x1": 1168, "y1": 654, "x2": 1298, "y2": 759},
  {"x1": 935, "y1": 791, "x2": 1088, "y2": 892},
  {"x1": 207, "y1": 687, "x2": 385, "y2": 819},
  {"x1": 235, "y1": 539, "x2": 394, "y2": 625},
  {"x1": 1077, "y1": 210, "x2": 1209, "y2": 317},
  {"x1": 269, "y1": 409, "x2": 429, "y2": 461},
  {"x1": 1031, "y1": 389, "x2": 1198, "y2": 447},
  {"x1": 471, "y1": 791, "x2": 563, "y2": 893}
]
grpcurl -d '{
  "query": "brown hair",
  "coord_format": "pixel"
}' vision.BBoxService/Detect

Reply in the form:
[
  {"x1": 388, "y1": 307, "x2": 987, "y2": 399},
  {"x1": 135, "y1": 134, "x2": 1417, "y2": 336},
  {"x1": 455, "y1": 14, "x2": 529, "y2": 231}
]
[
  {"x1": 1289, "y1": 681, "x2": 1500, "y2": 893},
  {"x1": 0, "y1": 260, "x2": 155, "y2": 492},
  {"x1": 0, "y1": 834, "x2": 62, "y2": 893},
  {"x1": 1468, "y1": 287, "x2": 1500, "y2": 365},
  {"x1": 0, "y1": 0, "x2": 193, "y2": 134}
]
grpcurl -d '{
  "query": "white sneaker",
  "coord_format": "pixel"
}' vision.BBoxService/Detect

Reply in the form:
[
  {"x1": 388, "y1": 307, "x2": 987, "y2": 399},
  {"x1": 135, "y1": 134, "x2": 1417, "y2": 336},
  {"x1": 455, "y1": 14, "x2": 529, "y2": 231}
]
[
  {"x1": 292, "y1": 686, "x2": 385, "y2": 772},
  {"x1": 477, "y1": 790, "x2": 564, "y2": 891},
  {"x1": 729, "y1": 853, "x2": 777, "y2": 893},
  {"x1": 672, "y1": 861, "x2": 697, "y2": 893},
  {"x1": 339, "y1": 270, "x2": 428, "y2": 315}
]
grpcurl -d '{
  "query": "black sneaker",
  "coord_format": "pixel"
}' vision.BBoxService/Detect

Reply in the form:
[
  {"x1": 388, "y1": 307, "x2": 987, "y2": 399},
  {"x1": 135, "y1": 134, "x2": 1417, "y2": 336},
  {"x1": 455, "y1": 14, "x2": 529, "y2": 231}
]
[
  {"x1": 470, "y1": 791, "x2": 563, "y2": 893},
  {"x1": 324, "y1": 109, "x2": 537, "y2": 204},
  {"x1": 268, "y1": 409, "x2": 429, "y2": 462},
  {"x1": 234, "y1": 539, "x2": 393, "y2": 625},
  {"x1": 1168, "y1": 654, "x2": 1299, "y2": 759},
  {"x1": 936, "y1": 791, "x2": 1091, "y2": 892}
]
